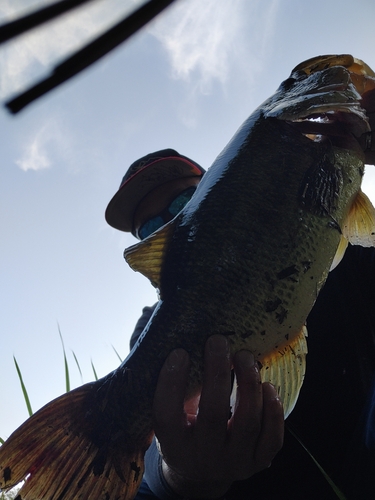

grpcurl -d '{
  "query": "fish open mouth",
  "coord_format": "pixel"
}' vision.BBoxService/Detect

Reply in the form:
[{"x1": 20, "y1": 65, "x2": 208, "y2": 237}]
[
  {"x1": 285, "y1": 55, "x2": 375, "y2": 153},
  {"x1": 264, "y1": 54, "x2": 375, "y2": 155},
  {"x1": 289, "y1": 107, "x2": 370, "y2": 144},
  {"x1": 284, "y1": 77, "x2": 371, "y2": 141},
  {"x1": 289, "y1": 112, "x2": 370, "y2": 157}
]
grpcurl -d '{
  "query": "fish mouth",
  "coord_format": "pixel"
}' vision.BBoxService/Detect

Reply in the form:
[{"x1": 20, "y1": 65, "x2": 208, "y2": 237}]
[
  {"x1": 287, "y1": 108, "x2": 369, "y2": 154},
  {"x1": 263, "y1": 54, "x2": 375, "y2": 159},
  {"x1": 288, "y1": 72, "x2": 370, "y2": 135},
  {"x1": 288, "y1": 107, "x2": 369, "y2": 142},
  {"x1": 286, "y1": 55, "x2": 375, "y2": 151},
  {"x1": 267, "y1": 69, "x2": 368, "y2": 128}
]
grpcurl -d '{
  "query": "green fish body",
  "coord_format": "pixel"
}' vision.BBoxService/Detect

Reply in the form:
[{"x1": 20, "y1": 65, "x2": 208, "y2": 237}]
[{"x1": 1, "y1": 54, "x2": 375, "y2": 500}]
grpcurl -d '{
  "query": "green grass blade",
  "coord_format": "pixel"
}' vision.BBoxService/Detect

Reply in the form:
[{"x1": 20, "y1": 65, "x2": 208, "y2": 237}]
[
  {"x1": 287, "y1": 426, "x2": 347, "y2": 500},
  {"x1": 58, "y1": 323, "x2": 70, "y2": 393},
  {"x1": 0, "y1": 437, "x2": 4, "y2": 445},
  {"x1": 13, "y1": 356, "x2": 33, "y2": 417},
  {"x1": 91, "y1": 359, "x2": 98, "y2": 381},
  {"x1": 112, "y1": 345, "x2": 122, "y2": 363},
  {"x1": 72, "y1": 350, "x2": 83, "y2": 382}
]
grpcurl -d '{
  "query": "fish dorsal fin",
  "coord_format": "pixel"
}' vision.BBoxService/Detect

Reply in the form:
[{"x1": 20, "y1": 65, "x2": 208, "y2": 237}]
[
  {"x1": 124, "y1": 220, "x2": 176, "y2": 289},
  {"x1": 260, "y1": 326, "x2": 308, "y2": 418},
  {"x1": 330, "y1": 235, "x2": 349, "y2": 271},
  {"x1": 342, "y1": 189, "x2": 375, "y2": 247}
]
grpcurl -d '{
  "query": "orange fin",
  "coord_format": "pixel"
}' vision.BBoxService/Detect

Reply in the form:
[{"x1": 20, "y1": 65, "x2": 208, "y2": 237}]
[
  {"x1": 260, "y1": 326, "x2": 308, "y2": 418},
  {"x1": 0, "y1": 382, "x2": 151, "y2": 500},
  {"x1": 124, "y1": 219, "x2": 176, "y2": 289},
  {"x1": 342, "y1": 189, "x2": 375, "y2": 247}
]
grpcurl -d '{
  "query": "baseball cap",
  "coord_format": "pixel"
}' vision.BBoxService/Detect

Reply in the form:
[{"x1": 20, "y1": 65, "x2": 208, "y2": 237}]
[{"x1": 105, "y1": 149, "x2": 205, "y2": 232}]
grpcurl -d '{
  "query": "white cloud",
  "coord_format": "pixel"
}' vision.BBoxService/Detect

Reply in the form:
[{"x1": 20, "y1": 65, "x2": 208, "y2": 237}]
[
  {"x1": 147, "y1": 0, "x2": 281, "y2": 129},
  {"x1": 0, "y1": 0, "x2": 143, "y2": 98},
  {"x1": 149, "y1": 0, "x2": 281, "y2": 93},
  {"x1": 16, "y1": 125, "x2": 52, "y2": 171},
  {"x1": 149, "y1": 0, "x2": 243, "y2": 92},
  {"x1": 14, "y1": 116, "x2": 72, "y2": 172}
]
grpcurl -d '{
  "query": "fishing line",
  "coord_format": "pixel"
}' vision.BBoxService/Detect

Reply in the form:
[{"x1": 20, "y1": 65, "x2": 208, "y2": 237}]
[{"x1": 286, "y1": 424, "x2": 347, "y2": 500}]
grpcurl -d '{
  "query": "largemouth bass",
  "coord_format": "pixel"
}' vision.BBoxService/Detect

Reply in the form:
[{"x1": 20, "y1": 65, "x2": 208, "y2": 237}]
[{"x1": 1, "y1": 54, "x2": 375, "y2": 500}]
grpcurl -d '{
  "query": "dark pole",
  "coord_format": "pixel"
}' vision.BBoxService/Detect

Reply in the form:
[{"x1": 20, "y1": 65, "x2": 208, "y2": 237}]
[{"x1": 2, "y1": 0, "x2": 178, "y2": 113}]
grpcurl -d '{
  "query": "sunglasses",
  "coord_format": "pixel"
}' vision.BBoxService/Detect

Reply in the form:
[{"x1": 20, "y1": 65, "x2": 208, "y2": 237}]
[{"x1": 137, "y1": 186, "x2": 197, "y2": 240}]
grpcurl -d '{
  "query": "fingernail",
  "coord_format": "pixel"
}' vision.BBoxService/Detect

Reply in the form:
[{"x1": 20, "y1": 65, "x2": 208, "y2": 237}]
[
  {"x1": 207, "y1": 335, "x2": 229, "y2": 355},
  {"x1": 166, "y1": 348, "x2": 188, "y2": 372},
  {"x1": 236, "y1": 350, "x2": 255, "y2": 369}
]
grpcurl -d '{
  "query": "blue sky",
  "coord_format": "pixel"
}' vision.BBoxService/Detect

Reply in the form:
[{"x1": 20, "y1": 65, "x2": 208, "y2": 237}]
[{"x1": 1, "y1": 0, "x2": 375, "y2": 439}]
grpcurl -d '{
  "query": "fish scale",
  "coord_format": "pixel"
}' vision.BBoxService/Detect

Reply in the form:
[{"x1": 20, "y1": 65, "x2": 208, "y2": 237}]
[
  {"x1": 118, "y1": 115, "x2": 364, "y2": 426},
  {"x1": 158, "y1": 120, "x2": 335, "y2": 345}
]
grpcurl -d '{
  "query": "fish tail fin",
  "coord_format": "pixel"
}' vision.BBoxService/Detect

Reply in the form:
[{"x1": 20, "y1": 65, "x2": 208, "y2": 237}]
[{"x1": 0, "y1": 381, "x2": 152, "y2": 500}]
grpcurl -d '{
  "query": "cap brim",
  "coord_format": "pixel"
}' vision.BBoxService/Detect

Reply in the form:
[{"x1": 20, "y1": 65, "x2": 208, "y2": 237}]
[{"x1": 105, "y1": 157, "x2": 204, "y2": 232}]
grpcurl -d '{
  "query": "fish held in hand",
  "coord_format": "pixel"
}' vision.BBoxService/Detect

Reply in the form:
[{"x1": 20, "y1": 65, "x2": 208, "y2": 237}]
[{"x1": 1, "y1": 54, "x2": 375, "y2": 500}]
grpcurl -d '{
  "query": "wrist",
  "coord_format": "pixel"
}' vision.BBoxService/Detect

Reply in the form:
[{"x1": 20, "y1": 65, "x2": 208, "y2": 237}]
[{"x1": 161, "y1": 460, "x2": 231, "y2": 499}]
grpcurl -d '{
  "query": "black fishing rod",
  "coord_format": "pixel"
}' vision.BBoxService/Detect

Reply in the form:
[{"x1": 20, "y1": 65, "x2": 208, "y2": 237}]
[{"x1": 0, "y1": 0, "x2": 178, "y2": 113}]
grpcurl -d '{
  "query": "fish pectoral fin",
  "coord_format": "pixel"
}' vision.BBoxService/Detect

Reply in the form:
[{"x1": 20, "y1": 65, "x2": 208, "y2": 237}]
[
  {"x1": 330, "y1": 235, "x2": 349, "y2": 271},
  {"x1": 124, "y1": 220, "x2": 176, "y2": 288},
  {"x1": 330, "y1": 189, "x2": 375, "y2": 270},
  {"x1": 342, "y1": 189, "x2": 375, "y2": 247},
  {"x1": 260, "y1": 326, "x2": 308, "y2": 419}
]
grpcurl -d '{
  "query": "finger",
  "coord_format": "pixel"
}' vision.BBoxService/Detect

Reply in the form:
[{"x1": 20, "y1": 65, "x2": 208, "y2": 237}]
[
  {"x1": 231, "y1": 350, "x2": 262, "y2": 425},
  {"x1": 254, "y1": 382, "x2": 284, "y2": 470},
  {"x1": 195, "y1": 335, "x2": 232, "y2": 448},
  {"x1": 227, "y1": 350, "x2": 263, "y2": 478},
  {"x1": 153, "y1": 348, "x2": 190, "y2": 446}
]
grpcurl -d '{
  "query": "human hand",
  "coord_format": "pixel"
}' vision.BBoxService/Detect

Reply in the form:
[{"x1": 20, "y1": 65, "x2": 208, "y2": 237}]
[{"x1": 152, "y1": 335, "x2": 284, "y2": 499}]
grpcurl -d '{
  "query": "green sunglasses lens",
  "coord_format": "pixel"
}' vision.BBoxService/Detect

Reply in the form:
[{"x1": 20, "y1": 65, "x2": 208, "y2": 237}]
[{"x1": 138, "y1": 186, "x2": 197, "y2": 239}]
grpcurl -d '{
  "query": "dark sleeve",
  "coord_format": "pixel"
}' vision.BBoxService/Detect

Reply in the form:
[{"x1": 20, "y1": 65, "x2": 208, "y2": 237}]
[{"x1": 130, "y1": 303, "x2": 158, "y2": 350}]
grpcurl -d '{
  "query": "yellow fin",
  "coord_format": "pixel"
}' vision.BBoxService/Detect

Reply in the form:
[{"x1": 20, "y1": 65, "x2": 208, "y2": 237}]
[
  {"x1": 330, "y1": 235, "x2": 349, "y2": 271},
  {"x1": 260, "y1": 326, "x2": 308, "y2": 419},
  {"x1": 124, "y1": 220, "x2": 176, "y2": 289},
  {"x1": 342, "y1": 189, "x2": 375, "y2": 247},
  {"x1": 0, "y1": 382, "x2": 151, "y2": 500}
]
